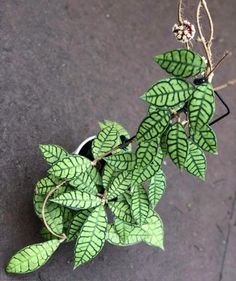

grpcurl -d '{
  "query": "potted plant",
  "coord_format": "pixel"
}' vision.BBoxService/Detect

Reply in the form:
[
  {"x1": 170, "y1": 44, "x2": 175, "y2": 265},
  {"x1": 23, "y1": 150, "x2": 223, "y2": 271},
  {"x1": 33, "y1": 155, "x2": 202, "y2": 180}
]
[{"x1": 6, "y1": 0, "x2": 233, "y2": 274}]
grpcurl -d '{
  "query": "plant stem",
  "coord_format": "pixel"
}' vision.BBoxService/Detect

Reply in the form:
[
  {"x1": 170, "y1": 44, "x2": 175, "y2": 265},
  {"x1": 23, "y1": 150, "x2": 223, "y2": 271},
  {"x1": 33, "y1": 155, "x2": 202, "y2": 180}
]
[
  {"x1": 41, "y1": 180, "x2": 67, "y2": 240},
  {"x1": 91, "y1": 135, "x2": 136, "y2": 166},
  {"x1": 206, "y1": 51, "x2": 230, "y2": 80},
  {"x1": 214, "y1": 79, "x2": 236, "y2": 92},
  {"x1": 196, "y1": 0, "x2": 214, "y2": 81},
  {"x1": 178, "y1": 0, "x2": 184, "y2": 24},
  {"x1": 91, "y1": 108, "x2": 190, "y2": 166}
]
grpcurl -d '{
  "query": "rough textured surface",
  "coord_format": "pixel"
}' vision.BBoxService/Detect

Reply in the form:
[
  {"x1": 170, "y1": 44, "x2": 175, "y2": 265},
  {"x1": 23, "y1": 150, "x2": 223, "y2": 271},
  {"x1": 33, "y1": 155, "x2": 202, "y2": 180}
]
[{"x1": 0, "y1": 0, "x2": 236, "y2": 280}]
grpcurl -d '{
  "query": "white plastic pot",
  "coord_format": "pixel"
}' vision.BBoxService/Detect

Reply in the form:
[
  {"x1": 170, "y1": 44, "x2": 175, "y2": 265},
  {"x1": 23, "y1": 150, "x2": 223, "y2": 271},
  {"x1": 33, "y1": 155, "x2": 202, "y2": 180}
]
[{"x1": 73, "y1": 135, "x2": 96, "y2": 155}]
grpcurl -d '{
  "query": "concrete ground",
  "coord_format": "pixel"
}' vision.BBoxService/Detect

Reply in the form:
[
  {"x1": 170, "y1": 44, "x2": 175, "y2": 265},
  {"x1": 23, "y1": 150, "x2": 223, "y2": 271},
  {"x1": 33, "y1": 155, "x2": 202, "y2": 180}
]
[{"x1": 0, "y1": 0, "x2": 236, "y2": 280}]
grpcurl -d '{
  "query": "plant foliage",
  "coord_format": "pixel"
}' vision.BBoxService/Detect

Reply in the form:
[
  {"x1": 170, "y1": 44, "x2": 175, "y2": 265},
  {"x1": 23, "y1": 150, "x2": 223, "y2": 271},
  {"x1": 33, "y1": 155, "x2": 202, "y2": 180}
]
[{"x1": 7, "y1": 48, "x2": 218, "y2": 274}]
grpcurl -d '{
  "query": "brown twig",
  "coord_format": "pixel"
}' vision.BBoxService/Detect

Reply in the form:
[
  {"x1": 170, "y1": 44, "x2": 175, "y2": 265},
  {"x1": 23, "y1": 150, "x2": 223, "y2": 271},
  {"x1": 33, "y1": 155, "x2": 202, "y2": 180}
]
[
  {"x1": 202, "y1": 0, "x2": 214, "y2": 46},
  {"x1": 178, "y1": 0, "x2": 184, "y2": 24},
  {"x1": 214, "y1": 79, "x2": 236, "y2": 92},
  {"x1": 177, "y1": 0, "x2": 191, "y2": 49},
  {"x1": 206, "y1": 51, "x2": 230, "y2": 80},
  {"x1": 41, "y1": 180, "x2": 67, "y2": 241},
  {"x1": 91, "y1": 135, "x2": 136, "y2": 166},
  {"x1": 196, "y1": 0, "x2": 214, "y2": 81}
]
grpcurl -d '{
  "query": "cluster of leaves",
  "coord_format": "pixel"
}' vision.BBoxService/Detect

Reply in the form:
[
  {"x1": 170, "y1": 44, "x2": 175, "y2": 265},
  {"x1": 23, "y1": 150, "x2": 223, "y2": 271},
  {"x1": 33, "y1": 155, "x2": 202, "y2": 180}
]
[{"x1": 6, "y1": 48, "x2": 217, "y2": 274}]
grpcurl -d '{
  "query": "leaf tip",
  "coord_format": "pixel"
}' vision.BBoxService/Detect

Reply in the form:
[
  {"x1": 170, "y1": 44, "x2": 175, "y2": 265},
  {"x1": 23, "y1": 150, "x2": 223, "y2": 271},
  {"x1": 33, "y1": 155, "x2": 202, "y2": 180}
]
[
  {"x1": 39, "y1": 144, "x2": 45, "y2": 152},
  {"x1": 6, "y1": 263, "x2": 13, "y2": 273},
  {"x1": 200, "y1": 174, "x2": 206, "y2": 181},
  {"x1": 160, "y1": 244, "x2": 165, "y2": 251},
  {"x1": 153, "y1": 54, "x2": 161, "y2": 63},
  {"x1": 98, "y1": 121, "x2": 104, "y2": 129},
  {"x1": 47, "y1": 166, "x2": 55, "y2": 175},
  {"x1": 140, "y1": 94, "x2": 146, "y2": 101}
]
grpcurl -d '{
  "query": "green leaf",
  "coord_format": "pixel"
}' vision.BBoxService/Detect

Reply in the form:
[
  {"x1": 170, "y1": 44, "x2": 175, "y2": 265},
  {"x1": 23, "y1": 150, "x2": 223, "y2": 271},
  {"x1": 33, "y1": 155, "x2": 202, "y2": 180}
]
[
  {"x1": 107, "y1": 210, "x2": 164, "y2": 249},
  {"x1": 74, "y1": 205, "x2": 107, "y2": 268},
  {"x1": 141, "y1": 77, "x2": 194, "y2": 108},
  {"x1": 48, "y1": 155, "x2": 91, "y2": 180},
  {"x1": 149, "y1": 102, "x2": 185, "y2": 113},
  {"x1": 43, "y1": 203, "x2": 64, "y2": 234},
  {"x1": 33, "y1": 194, "x2": 45, "y2": 217},
  {"x1": 106, "y1": 219, "x2": 144, "y2": 246},
  {"x1": 68, "y1": 165, "x2": 100, "y2": 194},
  {"x1": 51, "y1": 190, "x2": 102, "y2": 210},
  {"x1": 132, "y1": 148, "x2": 163, "y2": 186},
  {"x1": 117, "y1": 191, "x2": 132, "y2": 205},
  {"x1": 189, "y1": 83, "x2": 215, "y2": 131},
  {"x1": 148, "y1": 169, "x2": 166, "y2": 208},
  {"x1": 135, "y1": 140, "x2": 160, "y2": 167},
  {"x1": 40, "y1": 227, "x2": 55, "y2": 241},
  {"x1": 154, "y1": 49, "x2": 207, "y2": 78},
  {"x1": 33, "y1": 194, "x2": 64, "y2": 235},
  {"x1": 34, "y1": 186, "x2": 74, "y2": 235},
  {"x1": 35, "y1": 175, "x2": 60, "y2": 195},
  {"x1": 105, "y1": 152, "x2": 135, "y2": 171},
  {"x1": 131, "y1": 185, "x2": 149, "y2": 224},
  {"x1": 6, "y1": 240, "x2": 60, "y2": 273},
  {"x1": 190, "y1": 125, "x2": 217, "y2": 154},
  {"x1": 99, "y1": 120, "x2": 131, "y2": 151},
  {"x1": 99, "y1": 120, "x2": 132, "y2": 154},
  {"x1": 99, "y1": 120, "x2": 130, "y2": 139},
  {"x1": 160, "y1": 126, "x2": 171, "y2": 156},
  {"x1": 92, "y1": 124, "x2": 118, "y2": 158},
  {"x1": 102, "y1": 164, "x2": 119, "y2": 190},
  {"x1": 136, "y1": 110, "x2": 170, "y2": 142},
  {"x1": 167, "y1": 123, "x2": 188, "y2": 169},
  {"x1": 141, "y1": 209, "x2": 164, "y2": 249},
  {"x1": 67, "y1": 209, "x2": 92, "y2": 241},
  {"x1": 62, "y1": 208, "x2": 75, "y2": 232},
  {"x1": 184, "y1": 141, "x2": 207, "y2": 180},
  {"x1": 107, "y1": 170, "x2": 132, "y2": 200},
  {"x1": 109, "y1": 201, "x2": 133, "y2": 223},
  {"x1": 123, "y1": 192, "x2": 132, "y2": 205},
  {"x1": 106, "y1": 224, "x2": 126, "y2": 246},
  {"x1": 39, "y1": 144, "x2": 68, "y2": 165}
]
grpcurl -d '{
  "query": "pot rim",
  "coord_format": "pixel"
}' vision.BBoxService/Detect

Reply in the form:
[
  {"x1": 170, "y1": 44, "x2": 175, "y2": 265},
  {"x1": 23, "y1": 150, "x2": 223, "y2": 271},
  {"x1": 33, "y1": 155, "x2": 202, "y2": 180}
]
[{"x1": 73, "y1": 135, "x2": 96, "y2": 155}]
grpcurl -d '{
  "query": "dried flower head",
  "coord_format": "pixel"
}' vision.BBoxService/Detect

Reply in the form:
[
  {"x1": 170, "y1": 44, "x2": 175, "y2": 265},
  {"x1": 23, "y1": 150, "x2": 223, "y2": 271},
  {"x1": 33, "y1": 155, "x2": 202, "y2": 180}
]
[{"x1": 172, "y1": 20, "x2": 196, "y2": 43}]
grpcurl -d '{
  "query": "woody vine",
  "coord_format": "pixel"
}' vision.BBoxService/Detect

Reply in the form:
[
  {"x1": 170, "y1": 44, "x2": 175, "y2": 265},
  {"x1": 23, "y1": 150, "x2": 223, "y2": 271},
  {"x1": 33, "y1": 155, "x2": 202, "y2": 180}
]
[{"x1": 6, "y1": 0, "x2": 234, "y2": 274}]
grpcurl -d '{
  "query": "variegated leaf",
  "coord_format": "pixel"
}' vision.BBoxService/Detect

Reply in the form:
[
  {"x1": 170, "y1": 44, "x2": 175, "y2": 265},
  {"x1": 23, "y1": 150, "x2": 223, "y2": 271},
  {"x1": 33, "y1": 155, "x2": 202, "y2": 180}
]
[
  {"x1": 131, "y1": 185, "x2": 149, "y2": 224},
  {"x1": 148, "y1": 169, "x2": 166, "y2": 208},
  {"x1": 48, "y1": 155, "x2": 91, "y2": 180},
  {"x1": 6, "y1": 240, "x2": 61, "y2": 273},
  {"x1": 154, "y1": 49, "x2": 207, "y2": 78},
  {"x1": 39, "y1": 144, "x2": 68, "y2": 165},
  {"x1": 132, "y1": 148, "x2": 163, "y2": 186},
  {"x1": 74, "y1": 205, "x2": 107, "y2": 268},
  {"x1": 167, "y1": 123, "x2": 188, "y2": 169},
  {"x1": 189, "y1": 83, "x2": 215, "y2": 131},
  {"x1": 67, "y1": 209, "x2": 92, "y2": 241},
  {"x1": 105, "y1": 152, "x2": 135, "y2": 171},
  {"x1": 136, "y1": 110, "x2": 170, "y2": 142},
  {"x1": 141, "y1": 77, "x2": 195, "y2": 108},
  {"x1": 69, "y1": 165, "x2": 100, "y2": 194},
  {"x1": 107, "y1": 171, "x2": 132, "y2": 200},
  {"x1": 184, "y1": 141, "x2": 206, "y2": 180},
  {"x1": 190, "y1": 124, "x2": 217, "y2": 154},
  {"x1": 135, "y1": 140, "x2": 160, "y2": 167},
  {"x1": 92, "y1": 124, "x2": 118, "y2": 158},
  {"x1": 51, "y1": 190, "x2": 102, "y2": 210}
]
